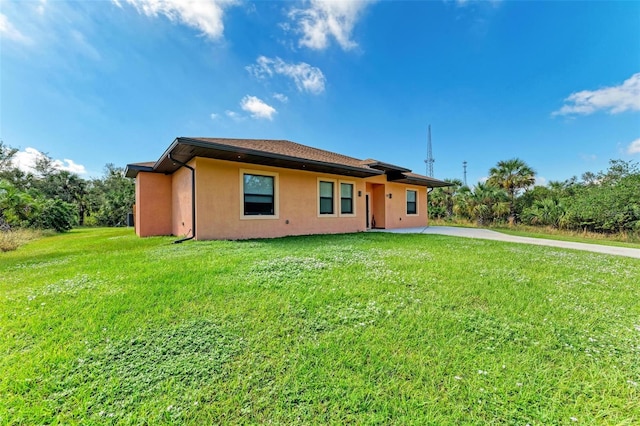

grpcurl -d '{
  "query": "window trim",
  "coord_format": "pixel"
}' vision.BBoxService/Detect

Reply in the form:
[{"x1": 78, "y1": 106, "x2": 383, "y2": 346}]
[
  {"x1": 338, "y1": 180, "x2": 356, "y2": 217},
  {"x1": 240, "y1": 169, "x2": 279, "y2": 220},
  {"x1": 317, "y1": 178, "x2": 337, "y2": 217},
  {"x1": 406, "y1": 189, "x2": 418, "y2": 216}
]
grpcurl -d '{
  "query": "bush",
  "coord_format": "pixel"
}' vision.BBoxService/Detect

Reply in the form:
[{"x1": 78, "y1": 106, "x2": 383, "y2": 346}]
[
  {"x1": 36, "y1": 199, "x2": 77, "y2": 232},
  {"x1": 83, "y1": 214, "x2": 98, "y2": 227}
]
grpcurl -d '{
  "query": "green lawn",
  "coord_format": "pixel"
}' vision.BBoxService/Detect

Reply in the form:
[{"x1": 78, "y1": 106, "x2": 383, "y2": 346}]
[
  {"x1": 429, "y1": 219, "x2": 640, "y2": 249},
  {"x1": 2, "y1": 228, "x2": 639, "y2": 424},
  {"x1": 493, "y1": 228, "x2": 640, "y2": 250}
]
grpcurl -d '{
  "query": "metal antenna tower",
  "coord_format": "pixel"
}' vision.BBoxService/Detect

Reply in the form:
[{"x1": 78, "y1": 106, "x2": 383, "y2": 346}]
[
  {"x1": 463, "y1": 161, "x2": 468, "y2": 186},
  {"x1": 424, "y1": 125, "x2": 434, "y2": 177}
]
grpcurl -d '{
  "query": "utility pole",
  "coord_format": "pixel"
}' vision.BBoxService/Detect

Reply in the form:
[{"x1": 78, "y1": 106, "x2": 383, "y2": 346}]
[
  {"x1": 424, "y1": 125, "x2": 434, "y2": 177},
  {"x1": 463, "y1": 160, "x2": 468, "y2": 186}
]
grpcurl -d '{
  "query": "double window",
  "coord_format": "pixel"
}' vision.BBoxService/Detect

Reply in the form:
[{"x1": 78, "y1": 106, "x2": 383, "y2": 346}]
[
  {"x1": 318, "y1": 179, "x2": 355, "y2": 216},
  {"x1": 406, "y1": 190, "x2": 417, "y2": 215},
  {"x1": 241, "y1": 170, "x2": 278, "y2": 218}
]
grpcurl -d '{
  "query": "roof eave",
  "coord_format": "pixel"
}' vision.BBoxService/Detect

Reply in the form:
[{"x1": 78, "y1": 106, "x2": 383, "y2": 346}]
[
  {"x1": 388, "y1": 174, "x2": 454, "y2": 188},
  {"x1": 153, "y1": 137, "x2": 384, "y2": 178},
  {"x1": 124, "y1": 164, "x2": 154, "y2": 178},
  {"x1": 364, "y1": 160, "x2": 412, "y2": 173}
]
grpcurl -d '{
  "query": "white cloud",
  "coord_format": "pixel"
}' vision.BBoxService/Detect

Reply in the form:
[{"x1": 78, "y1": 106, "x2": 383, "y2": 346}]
[
  {"x1": 36, "y1": 0, "x2": 48, "y2": 15},
  {"x1": 123, "y1": 0, "x2": 238, "y2": 41},
  {"x1": 273, "y1": 93, "x2": 289, "y2": 103},
  {"x1": 12, "y1": 147, "x2": 87, "y2": 175},
  {"x1": 240, "y1": 96, "x2": 277, "y2": 120},
  {"x1": 0, "y1": 13, "x2": 31, "y2": 44},
  {"x1": 553, "y1": 73, "x2": 640, "y2": 117},
  {"x1": 54, "y1": 158, "x2": 87, "y2": 175},
  {"x1": 287, "y1": 0, "x2": 375, "y2": 51},
  {"x1": 455, "y1": 0, "x2": 502, "y2": 7},
  {"x1": 225, "y1": 110, "x2": 244, "y2": 121},
  {"x1": 210, "y1": 113, "x2": 219, "y2": 120},
  {"x1": 247, "y1": 56, "x2": 326, "y2": 95},
  {"x1": 535, "y1": 176, "x2": 548, "y2": 186},
  {"x1": 627, "y1": 138, "x2": 640, "y2": 155}
]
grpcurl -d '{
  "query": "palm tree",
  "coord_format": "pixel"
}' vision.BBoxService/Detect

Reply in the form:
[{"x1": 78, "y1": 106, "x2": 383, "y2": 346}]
[
  {"x1": 453, "y1": 183, "x2": 508, "y2": 225},
  {"x1": 487, "y1": 158, "x2": 535, "y2": 222},
  {"x1": 442, "y1": 179, "x2": 463, "y2": 218},
  {"x1": 429, "y1": 179, "x2": 464, "y2": 220},
  {"x1": 522, "y1": 198, "x2": 566, "y2": 228},
  {"x1": 453, "y1": 185, "x2": 473, "y2": 220},
  {"x1": 470, "y1": 183, "x2": 509, "y2": 225},
  {"x1": 0, "y1": 180, "x2": 38, "y2": 227}
]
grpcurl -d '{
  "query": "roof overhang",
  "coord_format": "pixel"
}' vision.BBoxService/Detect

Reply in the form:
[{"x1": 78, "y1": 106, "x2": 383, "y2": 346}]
[
  {"x1": 387, "y1": 174, "x2": 454, "y2": 188},
  {"x1": 364, "y1": 160, "x2": 411, "y2": 173},
  {"x1": 127, "y1": 137, "x2": 384, "y2": 179},
  {"x1": 125, "y1": 162, "x2": 154, "y2": 178}
]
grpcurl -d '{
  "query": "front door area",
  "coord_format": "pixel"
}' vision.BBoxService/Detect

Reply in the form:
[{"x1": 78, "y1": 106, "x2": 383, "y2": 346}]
[{"x1": 366, "y1": 183, "x2": 385, "y2": 229}]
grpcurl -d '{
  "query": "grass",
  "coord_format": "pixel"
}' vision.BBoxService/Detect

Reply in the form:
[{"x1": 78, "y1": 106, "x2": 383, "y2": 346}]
[
  {"x1": 1, "y1": 228, "x2": 639, "y2": 424},
  {"x1": 492, "y1": 226, "x2": 640, "y2": 249},
  {"x1": 0, "y1": 228, "x2": 49, "y2": 252},
  {"x1": 429, "y1": 218, "x2": 640, "y2": 249}
]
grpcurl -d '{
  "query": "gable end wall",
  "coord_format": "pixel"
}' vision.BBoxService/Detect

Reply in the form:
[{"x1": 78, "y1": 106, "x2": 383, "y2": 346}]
[{"x1": 135, "y1": 172, "x2": 172, "y2": 237}]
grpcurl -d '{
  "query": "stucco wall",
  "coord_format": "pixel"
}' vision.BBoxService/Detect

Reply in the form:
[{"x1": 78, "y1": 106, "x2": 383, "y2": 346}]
[
  {"x1": 172, "y1": 164, "x2": 193, "y2": 238},
  {"x1": 383, "y1": 182, "x2": 427, "y2": 229},
  {"x1": 372, "y1": 183, "x2": 387, "y2": 228},
  {"x1": 135, "y1": 157, "x2": 430, "y2": 240},
  {"x1": 365, "y1": 176, "x2": 427, "y2": 229},
  {"x1": 135, "y1": 172, "x2": 172, "y2": 237},
  {"x1": 194, "y1": 158, "x2": 368, "y2": 240}
]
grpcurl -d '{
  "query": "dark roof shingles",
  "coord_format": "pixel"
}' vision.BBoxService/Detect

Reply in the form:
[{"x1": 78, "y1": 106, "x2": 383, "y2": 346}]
[
  {"x1": 190, "y1": 138, "x2": 369, "y2": 170},
  {"x1": 128, "y1": 137, "x2": 450, "y2": 186}
]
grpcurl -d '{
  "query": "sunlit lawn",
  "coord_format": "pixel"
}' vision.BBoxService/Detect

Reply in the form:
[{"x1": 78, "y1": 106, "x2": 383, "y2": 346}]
[
  {"x1": 1, "y1": 228, "x2": 639, "y2": 424},
  {"x1": 428, "y1": 218, "x2": 640, "y2": 248}
]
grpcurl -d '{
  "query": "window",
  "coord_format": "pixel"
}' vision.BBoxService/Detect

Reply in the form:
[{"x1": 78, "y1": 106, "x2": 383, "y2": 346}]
[
  {"x1": 407, "y1": 190, "x2": 417, "y2": 215},
  {"x1": 319, "y1": 181, "x2": 334, "y2": 214},
  {"x1": 340, "y1": 182, "x2": 354, "y2": 214},
  {"x1": 243, "y1": 173, "x2": 274, "y2": 216}
]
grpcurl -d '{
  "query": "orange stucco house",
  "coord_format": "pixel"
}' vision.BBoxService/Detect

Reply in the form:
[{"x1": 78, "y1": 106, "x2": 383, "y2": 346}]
[{"x1": 125, "y1": 137, "x2": 451, "y2": 240}]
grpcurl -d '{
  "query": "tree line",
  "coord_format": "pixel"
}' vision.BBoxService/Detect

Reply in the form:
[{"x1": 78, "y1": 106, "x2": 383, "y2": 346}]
[
  {"x1": 0, "y1": 142, "x2": 134, "y2": 232},
  {"x1": 3, "y1": 139, "x2": 638, "y2": 237},
  {"x1": 429, "y1": 158, "x2": 640, "y2": 235}
]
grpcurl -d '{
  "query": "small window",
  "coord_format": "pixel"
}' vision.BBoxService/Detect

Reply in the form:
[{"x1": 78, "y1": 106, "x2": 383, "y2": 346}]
[
  {"x1": 244, "y1": 174, "x2": 274, "y2": 215},
  {"x1": 407, "y1": 190, "x2": 417, "y2": 215},
  {"x1": 340, "y1": 183, "x2": 354, "y2": 214},
  {"x1": 319, "y1": 181, "x2": 334, "y2": 214}
]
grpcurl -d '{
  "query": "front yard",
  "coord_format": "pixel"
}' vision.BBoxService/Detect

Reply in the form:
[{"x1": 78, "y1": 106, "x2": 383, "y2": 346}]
[{"x1": 1, "y1": 228, "x2": 639, "y2": 424}]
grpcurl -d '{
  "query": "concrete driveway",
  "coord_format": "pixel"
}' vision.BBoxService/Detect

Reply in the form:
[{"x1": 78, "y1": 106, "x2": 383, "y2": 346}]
[{"x1": 373, "y1": 226, "x2": 640, "y2": 259}]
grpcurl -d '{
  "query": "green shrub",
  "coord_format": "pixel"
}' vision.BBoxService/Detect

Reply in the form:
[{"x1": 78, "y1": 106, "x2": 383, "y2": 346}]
[
  {"x1": 36, "y1": 199, "x2": 77, "y2": 232},
  {"x1": 83, "y1": 214, "x2": 99, "y2": 227}
]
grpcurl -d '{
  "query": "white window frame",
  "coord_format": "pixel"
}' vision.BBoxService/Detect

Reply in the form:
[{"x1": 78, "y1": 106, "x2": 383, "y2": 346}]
[{"x1": 240, "y1": 168, "x2": 279, "y2": 220}]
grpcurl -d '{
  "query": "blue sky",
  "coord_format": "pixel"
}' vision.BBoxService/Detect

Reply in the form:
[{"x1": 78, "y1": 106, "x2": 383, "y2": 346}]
[{"x1": 1, "y1": 0, "x2": 639, "y2": 185}]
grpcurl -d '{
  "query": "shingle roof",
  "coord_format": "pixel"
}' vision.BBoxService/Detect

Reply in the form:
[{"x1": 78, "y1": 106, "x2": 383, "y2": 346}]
[
  {"x1": 191, "y1": 138, "x2": 369, "y2": 170},
  {"x1": 125, "y1": 137, "x2": 452, "y2": 187}
]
